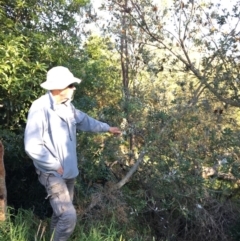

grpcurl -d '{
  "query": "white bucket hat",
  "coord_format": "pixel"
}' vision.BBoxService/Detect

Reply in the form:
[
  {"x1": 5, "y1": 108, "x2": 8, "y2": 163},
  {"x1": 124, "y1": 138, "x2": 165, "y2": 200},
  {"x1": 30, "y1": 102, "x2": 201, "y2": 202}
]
[{"x1": 40, "y1": 66, "x2": 82, "y2": 90}]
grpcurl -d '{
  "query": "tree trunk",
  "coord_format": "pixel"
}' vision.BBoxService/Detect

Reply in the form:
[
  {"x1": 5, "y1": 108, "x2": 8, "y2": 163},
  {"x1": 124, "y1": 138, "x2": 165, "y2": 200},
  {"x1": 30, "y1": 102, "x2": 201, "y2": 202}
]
[{"x1": 0, "y1": 140, "x2": 7, "y2": 221}]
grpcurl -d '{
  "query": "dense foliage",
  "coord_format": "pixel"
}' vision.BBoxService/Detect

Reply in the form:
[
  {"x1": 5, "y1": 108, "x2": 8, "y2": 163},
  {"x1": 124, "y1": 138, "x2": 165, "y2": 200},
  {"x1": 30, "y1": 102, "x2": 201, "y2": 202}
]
[{"x1": 1, "y1": 0, "x2": 240, "y2": 240}]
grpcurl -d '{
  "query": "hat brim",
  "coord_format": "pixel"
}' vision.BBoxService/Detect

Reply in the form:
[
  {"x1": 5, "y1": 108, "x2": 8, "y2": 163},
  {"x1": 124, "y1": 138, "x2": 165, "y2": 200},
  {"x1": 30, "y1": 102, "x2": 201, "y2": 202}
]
[{"x1": 40, "y1": 77, "x2": 81, "y2": 90}]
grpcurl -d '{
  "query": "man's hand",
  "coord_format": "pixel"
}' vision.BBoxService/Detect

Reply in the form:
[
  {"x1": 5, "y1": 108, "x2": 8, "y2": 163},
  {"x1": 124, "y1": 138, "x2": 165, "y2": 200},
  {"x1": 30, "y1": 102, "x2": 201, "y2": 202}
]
[
  {"x1": 109, "y1": 127, "x2": 121, "y2": 135},
  {"x1": 57, "y1": 166, "x2": 64, "y2": 175}
]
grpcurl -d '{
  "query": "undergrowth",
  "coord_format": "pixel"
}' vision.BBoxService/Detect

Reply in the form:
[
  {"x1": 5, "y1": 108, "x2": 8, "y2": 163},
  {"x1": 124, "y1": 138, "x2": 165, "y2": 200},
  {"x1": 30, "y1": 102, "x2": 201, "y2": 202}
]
[{"x1": 0, "y1": 207, "x2": 154, "y2": 241}]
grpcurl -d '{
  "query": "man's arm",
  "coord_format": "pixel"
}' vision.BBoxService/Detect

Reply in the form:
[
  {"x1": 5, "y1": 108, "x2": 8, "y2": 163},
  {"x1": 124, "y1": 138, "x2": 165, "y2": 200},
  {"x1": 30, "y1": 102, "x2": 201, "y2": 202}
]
[
  {"x1": 74, "y1": 109, "x2": 121, "y2": 134},
  {"x1": 24, "y1": 104, "x2": 61, "y2": 171}
]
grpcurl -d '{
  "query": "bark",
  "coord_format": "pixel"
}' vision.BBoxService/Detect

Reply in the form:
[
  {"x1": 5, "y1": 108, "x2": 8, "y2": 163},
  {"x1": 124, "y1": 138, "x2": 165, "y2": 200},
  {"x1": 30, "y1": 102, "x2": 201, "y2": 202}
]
[{"x1": 0, "y1": 140, "x2": 7, "y2": 221}]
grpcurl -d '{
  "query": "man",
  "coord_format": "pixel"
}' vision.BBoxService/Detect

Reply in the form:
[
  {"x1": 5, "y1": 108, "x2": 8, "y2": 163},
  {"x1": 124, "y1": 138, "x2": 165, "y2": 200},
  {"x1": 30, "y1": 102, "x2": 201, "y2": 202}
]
[{"x1": 24, "y1": 66, "x2": 121, "y2": 241}]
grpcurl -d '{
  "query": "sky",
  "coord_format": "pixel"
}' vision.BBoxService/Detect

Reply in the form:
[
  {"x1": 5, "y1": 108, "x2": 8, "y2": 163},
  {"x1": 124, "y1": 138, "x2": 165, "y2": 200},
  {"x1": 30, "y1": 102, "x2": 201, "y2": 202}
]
[{"x1": 86, "y1": 0, "x2": 239, "y2": 35}]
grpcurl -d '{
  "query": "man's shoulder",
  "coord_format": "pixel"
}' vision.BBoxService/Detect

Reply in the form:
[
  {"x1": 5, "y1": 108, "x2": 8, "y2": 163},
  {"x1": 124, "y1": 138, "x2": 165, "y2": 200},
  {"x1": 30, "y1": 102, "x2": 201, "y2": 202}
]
[{"x1": 31, "y1": 93, "x2": 49, "y2": 109}]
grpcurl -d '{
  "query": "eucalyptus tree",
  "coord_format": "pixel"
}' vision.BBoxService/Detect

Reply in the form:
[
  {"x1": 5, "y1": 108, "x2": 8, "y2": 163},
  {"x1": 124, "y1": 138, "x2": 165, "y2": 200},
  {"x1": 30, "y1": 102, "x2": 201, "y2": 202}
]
[
  {"x1": 93, "y1": 0, "x2": 240, "y2": 180},
  {"x1": 112, "y1": 0, "x2": 240, "y2": 106},
  {"x1": 82, "y1": 0, "x2": 167, "y2": 172},
  {"x1": 107, "y1": 0, "x2": 240, "y2": 184},
  {"x1": 79, "y1": 1, "x2": 240, "y2": 240},
  {"x1": 110, "y1": 1, "x2": 240, "y2": 240}
]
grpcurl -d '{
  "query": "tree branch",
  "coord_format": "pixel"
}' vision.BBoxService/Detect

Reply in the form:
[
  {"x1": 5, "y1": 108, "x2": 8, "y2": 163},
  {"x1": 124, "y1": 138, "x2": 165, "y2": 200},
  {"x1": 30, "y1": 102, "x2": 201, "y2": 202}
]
[{"x1": 113, "y1": 150, "x2": 146, "y2": 190}]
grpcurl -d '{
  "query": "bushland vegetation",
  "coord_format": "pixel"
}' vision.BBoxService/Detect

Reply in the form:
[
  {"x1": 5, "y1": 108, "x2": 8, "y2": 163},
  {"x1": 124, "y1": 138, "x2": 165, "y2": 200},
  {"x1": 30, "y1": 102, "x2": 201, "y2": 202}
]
[{"x1": 1, "y1": 0, "x2": 240, "y2": 240}]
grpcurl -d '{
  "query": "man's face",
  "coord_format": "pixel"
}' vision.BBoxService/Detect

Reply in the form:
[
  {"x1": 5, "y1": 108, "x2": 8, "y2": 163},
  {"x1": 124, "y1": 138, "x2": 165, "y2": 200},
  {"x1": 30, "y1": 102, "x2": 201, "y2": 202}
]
[{"x1": 59, "y1": 83, "x2": 76, "y2": 103}]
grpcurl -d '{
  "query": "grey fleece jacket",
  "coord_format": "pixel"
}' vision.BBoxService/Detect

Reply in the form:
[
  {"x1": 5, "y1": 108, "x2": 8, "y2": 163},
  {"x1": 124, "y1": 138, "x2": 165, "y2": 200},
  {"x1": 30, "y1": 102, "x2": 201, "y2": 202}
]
[{"x1": 24, "y1": 92, "x2": 110, "y2": 179}]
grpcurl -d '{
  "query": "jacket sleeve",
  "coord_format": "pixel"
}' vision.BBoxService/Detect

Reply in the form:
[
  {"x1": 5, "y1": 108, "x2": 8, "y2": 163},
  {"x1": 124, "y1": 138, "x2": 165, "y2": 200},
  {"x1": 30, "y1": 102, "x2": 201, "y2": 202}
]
[
  {"x1": 24, "y1": 103, "x2": 61, "y2": 171},
  {"x1": 74, "y1": 109, "x2": 110, "y2": 132}
]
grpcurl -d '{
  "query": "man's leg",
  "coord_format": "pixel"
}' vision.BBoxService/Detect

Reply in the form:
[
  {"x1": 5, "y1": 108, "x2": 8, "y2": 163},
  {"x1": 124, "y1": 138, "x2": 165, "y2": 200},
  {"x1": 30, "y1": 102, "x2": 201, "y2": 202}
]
[
  {"x1": 50, "y1": 178, "x2": 75, "y2": 234},
  {"x1": 38, "y1": 172, "x2": 77, "y2": 241}
]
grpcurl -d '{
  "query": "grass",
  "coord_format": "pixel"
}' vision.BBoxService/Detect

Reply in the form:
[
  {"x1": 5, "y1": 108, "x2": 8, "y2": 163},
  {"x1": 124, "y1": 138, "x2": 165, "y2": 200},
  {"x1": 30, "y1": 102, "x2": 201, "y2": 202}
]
[
  {"x1": 0, "y1": 208, "x2": 36, "y2": 241},
  {"x1": 0, "y1": 207, "x2": 154, "y2": 241}
]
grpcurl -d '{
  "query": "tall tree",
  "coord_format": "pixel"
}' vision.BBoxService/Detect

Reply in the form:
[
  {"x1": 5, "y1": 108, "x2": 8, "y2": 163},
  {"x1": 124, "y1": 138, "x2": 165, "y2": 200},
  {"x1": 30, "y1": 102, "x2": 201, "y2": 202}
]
[
  {"x1": 109, "y1": 0, "x2": 240, "y2": 107},
  {"x1": 78, "y1": 2, "x2": 240, "y2": 240}
]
